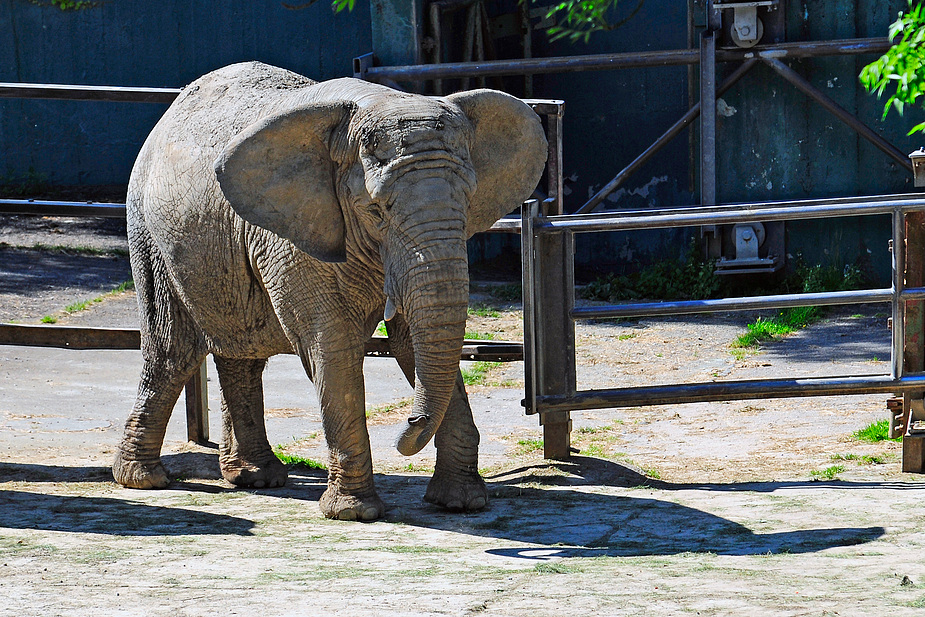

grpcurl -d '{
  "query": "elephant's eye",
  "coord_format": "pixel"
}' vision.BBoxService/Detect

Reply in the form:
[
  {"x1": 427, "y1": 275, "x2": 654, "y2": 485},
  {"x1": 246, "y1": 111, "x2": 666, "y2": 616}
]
[{"x1": 435, "y1": 120, "x2": 445, "y2": 131}]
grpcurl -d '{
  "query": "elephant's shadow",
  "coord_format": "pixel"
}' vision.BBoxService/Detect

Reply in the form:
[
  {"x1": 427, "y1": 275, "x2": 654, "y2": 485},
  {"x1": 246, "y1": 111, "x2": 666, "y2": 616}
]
[
  {"x1": 0, "y1": 455, "x2": 892, "y2": 554},
  {"x1": 292, "y1": 455, "x2": 889, "y2": 558}
]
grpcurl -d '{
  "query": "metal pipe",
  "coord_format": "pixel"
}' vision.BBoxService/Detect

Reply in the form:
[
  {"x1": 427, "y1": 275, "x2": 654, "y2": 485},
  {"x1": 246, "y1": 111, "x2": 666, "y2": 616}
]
[
  {"x1": 0, "y1": 199, "x2": 127, "y2": 218},
  {"x1": 362, "y1": 38, "x2": 891, "y2": 82},
  {"x1": 536, "y1": 196, "x2": 925, "y2": 234},
  {"x1": 521, "y1": 200, "x2": 540, "y2": 414},
  {"x1": 571, "y1": 287, "x2": 898, "y2": 321},
  {"x1": 894, "y1": 209, "x2": 906, "y2": 380},
  {"x1": 578, "y1": 58, "x2": 759, "y2": 214},
  {"x1": 533, "y1": 374, "x2": 925, "y2": 413},
  {"x1": 701, "y1": 30, "x2": 718, "y2": 207},
  {"x1": 762, "y1": 57, "x2": 914, "y2": 172},
  {"x1": 0, "y1": 82, "x2": 179, "y2": 103}
]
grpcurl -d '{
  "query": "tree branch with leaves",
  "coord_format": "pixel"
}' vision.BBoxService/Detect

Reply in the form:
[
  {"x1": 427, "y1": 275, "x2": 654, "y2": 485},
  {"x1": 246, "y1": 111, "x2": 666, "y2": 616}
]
[{"x1": 860, "y1": 0, "x2": 925, "y2": 135}]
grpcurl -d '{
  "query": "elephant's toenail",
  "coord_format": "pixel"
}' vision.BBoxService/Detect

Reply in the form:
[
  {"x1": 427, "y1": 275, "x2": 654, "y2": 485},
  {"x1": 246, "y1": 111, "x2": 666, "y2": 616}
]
[{"x1": 468, "y1": 497, "x2": 487, "y2": 510}]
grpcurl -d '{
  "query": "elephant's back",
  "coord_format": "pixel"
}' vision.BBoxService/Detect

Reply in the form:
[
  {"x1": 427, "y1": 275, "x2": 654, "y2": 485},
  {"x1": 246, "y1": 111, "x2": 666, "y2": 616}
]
[{"x1": 126, "y1": 63, "x2": 307, "y2": 358}]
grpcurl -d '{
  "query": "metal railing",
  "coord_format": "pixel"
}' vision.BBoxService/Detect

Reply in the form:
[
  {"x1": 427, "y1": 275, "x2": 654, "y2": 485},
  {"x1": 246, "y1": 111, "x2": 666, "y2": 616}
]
[{"x1": 521, "y1": 194, "x2": 925, "y2": 460}]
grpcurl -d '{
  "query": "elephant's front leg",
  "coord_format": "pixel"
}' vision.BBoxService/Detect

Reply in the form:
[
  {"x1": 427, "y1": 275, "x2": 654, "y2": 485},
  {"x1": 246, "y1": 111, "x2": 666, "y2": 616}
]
[
  {"x1": 386, "y1": 316, "x2": 488, "y2": 512},
  {"x1": 308, "y1": 347, "x2": 384, "y2": 521},
  {"x1": 425, "y1": 371, "x2": 488, "y2": 511}
]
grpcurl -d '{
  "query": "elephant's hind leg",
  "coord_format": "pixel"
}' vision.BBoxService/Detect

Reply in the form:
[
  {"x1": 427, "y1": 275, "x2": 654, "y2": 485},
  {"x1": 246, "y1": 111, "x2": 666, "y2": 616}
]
[
  {"x1": 114, "y1": 234, "x2": 206, "y2": 489},
  {"x1": 214, "y1": 356, "x2": 287, "y2": 488}
]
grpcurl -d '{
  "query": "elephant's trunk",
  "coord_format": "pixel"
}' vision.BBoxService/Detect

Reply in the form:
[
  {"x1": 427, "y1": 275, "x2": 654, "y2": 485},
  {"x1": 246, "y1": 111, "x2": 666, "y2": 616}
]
[{"x1": 389, "y1": 226, "x2": 470, "y2": 456}]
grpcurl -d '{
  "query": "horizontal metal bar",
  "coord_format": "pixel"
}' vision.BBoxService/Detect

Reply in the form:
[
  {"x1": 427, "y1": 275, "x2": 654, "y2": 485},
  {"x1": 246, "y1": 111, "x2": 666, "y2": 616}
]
[
  {"x1": 531, "y1": 374, "x2": 925, "y2": 414},
  {"x1": 0, "y1": 199, "x2": 127, "y2": 218},
  {"x1": 0, "y1": 324, "x2": 140, "y2": 350},
  {"x1": 536, "y1": 195, "x2": 925, "y2": 234},
  {"x1": 572, "y1": 287, "x2": 901, "y2": 320},
  {"x1": 363, "y1": 38, "x2": 890, "y2": 81},
  {"x1": 0, "y1": 325, "x2": 524, "y2": 362},
  {"x1": 0, "y1": 82, "x2": 179, "y2": 103}
]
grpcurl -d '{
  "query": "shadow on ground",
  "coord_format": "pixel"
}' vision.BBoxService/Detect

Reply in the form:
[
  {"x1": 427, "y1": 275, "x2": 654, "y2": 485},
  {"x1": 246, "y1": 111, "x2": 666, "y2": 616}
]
[{"x1": 0, "y1": 454, "x2": 891, "y2": 556}]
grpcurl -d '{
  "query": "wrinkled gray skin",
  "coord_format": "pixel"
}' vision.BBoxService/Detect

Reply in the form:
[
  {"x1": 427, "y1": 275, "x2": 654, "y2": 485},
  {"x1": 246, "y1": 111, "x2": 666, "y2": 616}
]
[{"x1": 112, "y1": 62, "x2": 547, "y2": 521}]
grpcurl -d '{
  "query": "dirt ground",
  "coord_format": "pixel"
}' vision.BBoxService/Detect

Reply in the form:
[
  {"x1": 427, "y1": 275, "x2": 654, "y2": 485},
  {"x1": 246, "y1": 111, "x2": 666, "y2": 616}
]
[{"x1": 2, "y1": 215, "x2": 925, "y2": 616}]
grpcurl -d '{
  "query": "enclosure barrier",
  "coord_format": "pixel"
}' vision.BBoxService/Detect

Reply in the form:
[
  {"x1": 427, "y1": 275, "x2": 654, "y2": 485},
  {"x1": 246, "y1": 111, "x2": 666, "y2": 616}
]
[{"x1": 521, "y1": 195, "x2": 925, "y2": 471}]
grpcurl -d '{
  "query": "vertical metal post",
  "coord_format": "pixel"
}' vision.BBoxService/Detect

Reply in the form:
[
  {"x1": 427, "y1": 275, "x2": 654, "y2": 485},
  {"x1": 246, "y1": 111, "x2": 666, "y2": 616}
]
[
  {"x1": 185, "y1": 360, "x2": 209, "y2": 444},
  {"x1": 902, "y1": 209, "x2": 925, "y2": 470},
  {"x1": 521, "y1": 200, "x2": 539, "y2": 416},
  {"x1": 547, "y1": 107, "x2": 564, "y2": 215},
  {"x1": 893, "y1": 209, "x2": 906, "y2": 382},
  {"x1": 533, "y1": 198, "x2": 575, "y2": 460},
  {"x1": 699, "y1": 3, "x2": 719, "y2": 207}
]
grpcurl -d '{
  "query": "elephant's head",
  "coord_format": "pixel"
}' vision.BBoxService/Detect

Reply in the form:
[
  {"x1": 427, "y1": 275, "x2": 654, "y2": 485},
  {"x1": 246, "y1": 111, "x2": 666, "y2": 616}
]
[{"x1": 213, "y1": 79, "x2": 547, "y2": 456}]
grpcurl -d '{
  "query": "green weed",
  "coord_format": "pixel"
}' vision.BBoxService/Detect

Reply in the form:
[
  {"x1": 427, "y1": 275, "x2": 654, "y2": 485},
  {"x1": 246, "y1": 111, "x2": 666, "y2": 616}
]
[
  {"x1": 515, "y1": 438, "x2": 544, "y2": 455},
  {"x1": 534, "y1": 562, "x2": 584, "y2": 574},
  {"x1": 366, "y1": 397, "x2": 412, "y2": 419},
  {"x1": 581, "y1": 239, "x2": 719, "y2": 302},
  {"x1": 810, "y1": 465, "x2": 845, "y2": 480},
  {"x1": 465, "y1": 331, "x2": 496, "y2": 341},
  {"x1": 273, "y1": 447, "x2": 326, "y2": 470},
  {"x1": 853, "y1": 419, "x2": 901, "y2": 443},
  {"x1": 468, "y1": 304, "x2": 501, "y2": 318},
  {"x1": 831, "y1": 453, "x2": 889, "y2": 465},
  {"x1": 461, "y1": 361, "x2": 499, "y2": 385}
]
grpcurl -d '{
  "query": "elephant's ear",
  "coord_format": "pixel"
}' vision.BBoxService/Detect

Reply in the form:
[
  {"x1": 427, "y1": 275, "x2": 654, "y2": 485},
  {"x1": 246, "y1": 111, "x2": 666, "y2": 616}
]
[
  {"x1": 446, "y1": 90, "x2": 548, "y2": 237},
  {"x1": 214, "y1": 104, "x2": 349, "y2": 262}
]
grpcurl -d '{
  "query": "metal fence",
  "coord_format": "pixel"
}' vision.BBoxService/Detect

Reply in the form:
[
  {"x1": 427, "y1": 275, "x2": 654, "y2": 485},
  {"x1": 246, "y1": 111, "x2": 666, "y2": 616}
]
[{"x1": 520, "y1": 195, "x2": 925, "y2": 469}]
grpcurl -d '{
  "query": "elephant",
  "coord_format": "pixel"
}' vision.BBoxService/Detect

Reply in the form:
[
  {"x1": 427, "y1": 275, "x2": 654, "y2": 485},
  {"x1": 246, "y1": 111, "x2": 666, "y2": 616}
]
[{"x1": 112, "y1": 61, "x2": 547, "y2": 521}]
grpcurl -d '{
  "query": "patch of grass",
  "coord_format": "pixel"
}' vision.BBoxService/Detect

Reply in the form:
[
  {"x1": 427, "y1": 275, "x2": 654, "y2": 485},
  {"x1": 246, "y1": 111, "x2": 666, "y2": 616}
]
[
  {"x1": 831, "y1": 453, "x2": 889, "y2": 465},
  {"x1": 581, "y1": 239, "x2": 719, "y2": 302},
  {"x1": 617, "y1": 332, "x2": 637, "y2": 341},
  {"x1": 582, "y1": 443, "x2": 606, "y2": 457},
  {"x1": 378, "y1": 545, "x2": 452, "y2": 554},
  {"x1": 515, "y1": 438, "x2": 544, "y2": 455},
  {"x1": 403, "y1": 462, "x2": 434, "y2": 473},
  {"x1": 465, "y1": 330, "x2": 496, "y2": 341},
  {"x1": 461, "y1": 361, "x2": 499, "y2": 385},
  {"x1": 810, "y1": 464, "x2": 845, "y2": 480},
  {"x1": 375, "y1": 321, "x2": 388, "y2": 336},
  {"x1": 40, "y1": 315, "x2": 57, "y2": 324},
  {"x1": 468, "y1": 304, "x2": 501, "y2": 318},
  {"x1": 273, "y1": 447, "x2": 326, "y2": 470},
  {"x1": 853, "y1": 419, "x2": 901, "y2": 443},
  {"x1": 643, "y1": 467, "x2": 661, "y2": 480},
  {"x1": 533, "y1": 562, "x2": 584, "y2": 574},
  {"x1": 366, "y1": 397, "x2": 412, "y2": 419}
]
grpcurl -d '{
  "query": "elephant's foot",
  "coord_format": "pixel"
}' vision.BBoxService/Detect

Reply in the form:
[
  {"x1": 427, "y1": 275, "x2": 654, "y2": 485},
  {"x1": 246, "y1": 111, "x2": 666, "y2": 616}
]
[
  {"x1": 319, "y1": 486, "x2": 384, "y2": 521},
  {"x1": 424, "y1": 469, "x2": 488, "y2": 512},
  {"x1": 220, "y1": 455, "x2": 288, "y2": 488},
  {"x1": 112, "y1": 450, "x2": 170, "y2": 489}
]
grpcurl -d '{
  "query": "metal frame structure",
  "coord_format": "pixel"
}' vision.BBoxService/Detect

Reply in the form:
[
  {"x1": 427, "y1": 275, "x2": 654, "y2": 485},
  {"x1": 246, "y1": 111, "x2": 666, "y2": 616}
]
[{"x1": 521, "y1": 194, "x2": 925, "y2": 468}]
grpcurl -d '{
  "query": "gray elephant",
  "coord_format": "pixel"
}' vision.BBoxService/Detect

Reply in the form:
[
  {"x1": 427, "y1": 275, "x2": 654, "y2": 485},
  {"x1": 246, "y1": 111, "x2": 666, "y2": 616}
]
[{"x1": 112, "y1": 62, "x2": 547, "y2": 520}]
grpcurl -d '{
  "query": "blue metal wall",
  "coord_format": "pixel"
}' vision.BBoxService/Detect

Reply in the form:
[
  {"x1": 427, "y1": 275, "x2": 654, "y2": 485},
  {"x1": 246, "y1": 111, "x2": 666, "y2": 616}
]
[
  {"x1": 526, "y1": 0, "x2": 921, "y2": 282},
  {"x1": 0, "y1": 0, "x2": 371, "y2": 186}
]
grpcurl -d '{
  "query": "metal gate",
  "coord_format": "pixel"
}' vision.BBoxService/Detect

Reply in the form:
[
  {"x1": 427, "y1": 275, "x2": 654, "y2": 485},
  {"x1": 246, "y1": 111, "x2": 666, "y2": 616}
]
[{"x1": 521, "y1": 194, "x2": 925, "y2": 470}]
